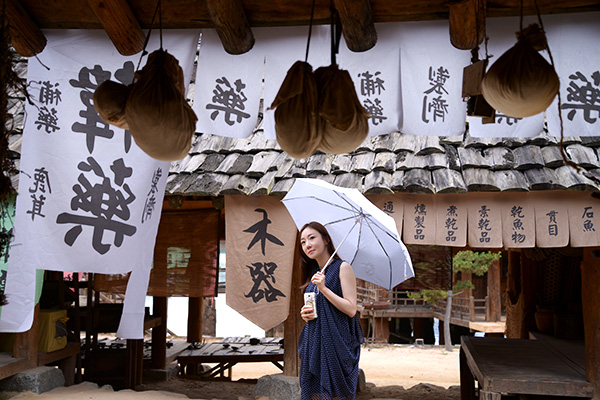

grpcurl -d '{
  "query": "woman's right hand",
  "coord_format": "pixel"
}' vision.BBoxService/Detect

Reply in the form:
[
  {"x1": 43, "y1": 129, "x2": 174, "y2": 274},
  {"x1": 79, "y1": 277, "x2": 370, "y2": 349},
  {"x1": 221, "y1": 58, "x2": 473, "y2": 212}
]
[{"x1": 300, "y1": 304, "x2": 315, "y2": 321}]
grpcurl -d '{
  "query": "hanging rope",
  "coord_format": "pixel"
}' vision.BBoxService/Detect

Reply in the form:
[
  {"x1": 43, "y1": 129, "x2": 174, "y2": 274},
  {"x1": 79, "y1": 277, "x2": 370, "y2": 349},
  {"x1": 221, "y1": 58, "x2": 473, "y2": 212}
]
[
  {"x1": 136, "y1": 0, "x2": 163, "y2": 73},
  {"x1": 330, "y1": 4, "x2": 342, "y2": 66},
  {"x1": 305, "y1": 0, "x2": 316, "y2": 63}
]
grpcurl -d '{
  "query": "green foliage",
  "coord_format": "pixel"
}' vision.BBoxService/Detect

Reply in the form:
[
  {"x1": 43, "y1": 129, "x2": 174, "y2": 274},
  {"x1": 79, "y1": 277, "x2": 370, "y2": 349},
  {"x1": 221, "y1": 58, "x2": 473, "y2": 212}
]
[
  {"x1": 453, "y1": 250, "x2": 501, "y2": 276},
  {"x1": 453, "y1": 280, "x2": 475, "y2": 293},
  {"x1": 407, "y1": 289, "x2": 447, "y2": 305}
]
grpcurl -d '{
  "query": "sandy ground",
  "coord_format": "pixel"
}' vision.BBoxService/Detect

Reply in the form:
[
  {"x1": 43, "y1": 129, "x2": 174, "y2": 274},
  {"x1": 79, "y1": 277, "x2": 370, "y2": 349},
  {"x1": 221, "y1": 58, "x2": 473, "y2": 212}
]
[{"x1": 5, "y1": 345, "x2": 461, "y2": 400}]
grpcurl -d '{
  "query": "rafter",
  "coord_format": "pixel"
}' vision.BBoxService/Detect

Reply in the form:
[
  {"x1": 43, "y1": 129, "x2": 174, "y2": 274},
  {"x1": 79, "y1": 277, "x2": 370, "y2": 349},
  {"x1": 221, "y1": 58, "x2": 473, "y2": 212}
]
[
  {"x1": 205, "y1": 0, "x2": 254, "y2": 55},
  {"x1": 85, "y1": 0, "x2": 145, "y2": 56}
]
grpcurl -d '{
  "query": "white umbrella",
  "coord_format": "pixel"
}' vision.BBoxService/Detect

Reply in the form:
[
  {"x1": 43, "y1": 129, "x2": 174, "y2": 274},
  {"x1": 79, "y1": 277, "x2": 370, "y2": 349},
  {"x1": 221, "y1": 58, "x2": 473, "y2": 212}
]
[{"x1": 281, "y1": 178, "x2": 414, "y2": 290}]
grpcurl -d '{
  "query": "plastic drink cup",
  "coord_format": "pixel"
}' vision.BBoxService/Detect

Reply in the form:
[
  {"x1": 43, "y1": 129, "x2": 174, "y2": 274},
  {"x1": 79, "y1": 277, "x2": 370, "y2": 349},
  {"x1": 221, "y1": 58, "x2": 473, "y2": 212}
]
[{"x1": 304, "y1": 292, "x2": 317, "y2": 318}]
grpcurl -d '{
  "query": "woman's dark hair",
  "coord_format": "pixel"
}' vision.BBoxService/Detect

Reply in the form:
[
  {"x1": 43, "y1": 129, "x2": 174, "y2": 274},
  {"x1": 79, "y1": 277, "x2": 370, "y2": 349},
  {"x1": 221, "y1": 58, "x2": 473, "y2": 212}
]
[{"x1": 298, "y1": 221, "x2": 340, "y2": 290}]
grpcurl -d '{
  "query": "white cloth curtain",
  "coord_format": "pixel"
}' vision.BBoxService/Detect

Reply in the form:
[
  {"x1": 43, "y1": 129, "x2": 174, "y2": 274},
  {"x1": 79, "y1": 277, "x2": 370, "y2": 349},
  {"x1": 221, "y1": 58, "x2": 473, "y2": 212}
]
[
  {"x1": 193, "y1": 29, "x2": 264, "y2": 138},
  {"x1": 545, "y1": 12, "x2": 600, "y2": 138},
  {"x1": 0, "y1": 30, "x2": 199, "y2": 338}
]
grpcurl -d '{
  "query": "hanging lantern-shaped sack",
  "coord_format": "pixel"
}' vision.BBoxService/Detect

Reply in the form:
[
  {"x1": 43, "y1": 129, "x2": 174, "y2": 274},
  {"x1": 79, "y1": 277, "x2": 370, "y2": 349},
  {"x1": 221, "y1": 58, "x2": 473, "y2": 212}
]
[
  {"x1": 269, "y1": 61, "x2": 321, "y2": 159},
  {"x1": 481, "y1": 24, "x2": 559, "y2": 118},
  {"x1": 314, "y1": 64, "x2": 369, "y2": 154},
  {"x1": 125, "y1": 49, "x2": 197, "y2": 161},
  {"x1": 93, "y1": 80, "x2": 131, "y2": 130}
]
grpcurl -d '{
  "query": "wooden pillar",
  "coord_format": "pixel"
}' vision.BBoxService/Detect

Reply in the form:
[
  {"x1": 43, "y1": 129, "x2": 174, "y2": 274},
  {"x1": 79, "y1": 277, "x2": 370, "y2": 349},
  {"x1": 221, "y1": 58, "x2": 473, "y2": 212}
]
[
  {"x1": 125, "y1": 339, "x2": 144, "y2": 388},
  {"x1": 283, "y1": 234, "x2": 303, "y2": 377},
  {"x1": 581, "y1": 248, "x2": 600, "y2": 399},
  {"x1": 413, "y1": 318, "x2": 425, "y2": 342},
  {"x1": 187, "y1": 297, "x2": 203, "y2": 343},
  {"x1": 13, "y1": 304, "x2": 39, "y2": 368},
  {"x1": 151, "y1": 297, "x2": 167, "y2": 369},
  {"x1": 505, "y1": 250, "x2": 524, "y2": 338},
  {"x1": 486, "y1": 259, "x2": 501, "y2": 322}
]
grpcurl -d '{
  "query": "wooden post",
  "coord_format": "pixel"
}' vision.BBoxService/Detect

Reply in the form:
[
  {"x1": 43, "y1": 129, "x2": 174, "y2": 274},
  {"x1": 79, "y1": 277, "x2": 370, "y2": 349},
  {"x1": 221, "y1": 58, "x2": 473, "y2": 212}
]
[
  {"x1": 283, "y1": 233, "x2": 303, "y2": 377},
  {"x1": 125, "y1": 339, "x2": 144, "y2": 388},
  {"x1": 187, "y1": 297, "x2": 203, "y2": 343},
  {"x1": 151, "y1": 297, "x2": 167, "y2": 369},
  {"x1": 581, "y1": 248, "x2": 600, "y2": 399},
  {"x1": 469, "y1": 296, "x2": 475, "y2": 322},
  {"x1": 13, "y1": 304, "x2": 39, "y2": 368},
  {"x1": 487, "y1": 258, "x2": 501, "y2": 322},
  {"x1": 413, "y1": 318, "x2": 425, "y2": 342}
]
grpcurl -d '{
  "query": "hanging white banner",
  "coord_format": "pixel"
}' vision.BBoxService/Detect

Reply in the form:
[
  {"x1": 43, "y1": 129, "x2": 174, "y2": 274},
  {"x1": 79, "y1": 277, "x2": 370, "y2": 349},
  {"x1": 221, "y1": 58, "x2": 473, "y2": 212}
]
[
  {"x1": 338, "y1": 23, "x2": 401, "y2": 136},
  {"x1": 259, "y1": 25, "x2": 330, "y2": 140},
  {"x1": 194, "y1": 29, "x2": 263, "y2": 138},
  {"x1": 545, "y1": 12, "x2": 600, "y2": 137},
  {"x1": 0, "y1": 29, "x2": 199, "y2": 338},
  {"x1": 399, "y1": 20, "x2": 469, "y2": 136},
  {"x1": 468, "y1": 16, "x2": 545, "y2": 137}
]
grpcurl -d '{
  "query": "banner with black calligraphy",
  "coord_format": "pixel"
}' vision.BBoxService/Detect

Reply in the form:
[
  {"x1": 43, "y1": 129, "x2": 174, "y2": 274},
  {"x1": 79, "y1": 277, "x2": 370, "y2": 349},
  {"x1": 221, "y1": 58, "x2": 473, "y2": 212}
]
[
  {"x1": 567, "y1": 192, "x2": 600, "y2": 247},
  {"x1": 500, "y1": 193, "x2": 535, "y2": 248},
  {"x1": 467, "y1": 194, "x2": 503, "y2": 248},
  {"x1": 368, "y1": 193, "x2": 404, "y2": 236},
  {"x1": 468, "y1": 16, "x2": 544, "y2": 137},
  {"x1": 0, "y1": 30, "x2": 199, "y2": 337},
  {"x1": 225, "y1": 195, "x2": 297, "y2": 331},
  {"x1": 435, "y1": 194, "x2": 467, "y2": 247},
  {"x1": 194, "y1": 29, "x2": 263, "y2": 138},
  {"x1": 402, "y1": 194, "x2": 436, "y2": 245},
  {"x1": 259, "y1": 26, "x2": 330, "y2": 141},
  {"x1": 545, "y1": 12, "x2": 600, "y2": 137},
  {"x1": 534, "y1": 192, "x2": 570, "y2": 248},
  {"x1": 399, "y1": 20, "x2": 469, "y2": 137},
  {"x1": 338, "y1": 23, "x2": 401, "y2": 136}
]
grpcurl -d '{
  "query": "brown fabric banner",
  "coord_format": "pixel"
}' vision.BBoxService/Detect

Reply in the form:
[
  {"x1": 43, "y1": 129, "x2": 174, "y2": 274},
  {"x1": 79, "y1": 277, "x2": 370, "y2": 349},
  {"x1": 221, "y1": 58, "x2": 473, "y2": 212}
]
[
  {"x1": 368, "y1": 194, "x2": 404, "y2": 236},
  {"x1": 402, "y1": 194, "x2": 437, "y2": 245},
  {"x1": 567, "y1": 192, "x2": 600, "y2": 247},
  {"x1": 467, "y1": 194, "x2": 503, "y2": 248},
  {"x1": 500, "y1": 193, "x2": 535, "y2": 248},
  {"x1": 95, "y1": 209, "x2": 220, "y2": 297},
  {"x1": 225, "y1": 195, "x2": 297, "y2": 331},
  {"x1": 534, "y1": 192, "x2": 570, "y2": 248},
  {"x1": 435, "y1": 194, "x2": 467, "y2": 247}
]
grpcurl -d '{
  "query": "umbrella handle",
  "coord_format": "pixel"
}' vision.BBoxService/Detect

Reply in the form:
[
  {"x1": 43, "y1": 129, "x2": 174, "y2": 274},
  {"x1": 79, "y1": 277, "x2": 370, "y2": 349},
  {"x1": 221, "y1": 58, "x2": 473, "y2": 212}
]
[{"x1": 322, "y1": 220, "x2": 357, "y2": 274}]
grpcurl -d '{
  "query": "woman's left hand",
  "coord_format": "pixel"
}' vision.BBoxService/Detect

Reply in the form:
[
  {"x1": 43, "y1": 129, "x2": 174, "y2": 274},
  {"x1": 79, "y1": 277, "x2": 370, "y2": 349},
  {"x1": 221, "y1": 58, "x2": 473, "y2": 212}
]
[{"x1": 311, "y1": 271, "x2": 326, "y2": 292}]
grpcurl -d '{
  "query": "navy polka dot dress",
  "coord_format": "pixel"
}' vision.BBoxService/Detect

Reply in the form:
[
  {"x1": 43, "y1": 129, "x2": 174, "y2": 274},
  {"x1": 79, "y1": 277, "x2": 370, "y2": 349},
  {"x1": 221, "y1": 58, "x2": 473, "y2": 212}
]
[{"x1": 298, "y1": 259, "x2": 364, "y2": 400}]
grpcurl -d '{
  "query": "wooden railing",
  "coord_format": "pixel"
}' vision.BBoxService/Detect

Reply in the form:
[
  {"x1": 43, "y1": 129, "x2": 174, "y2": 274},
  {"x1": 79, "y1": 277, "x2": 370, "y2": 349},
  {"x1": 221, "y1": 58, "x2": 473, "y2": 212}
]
[{"x1": 357, "y1": 287, "x2": 496, "y2": 322}]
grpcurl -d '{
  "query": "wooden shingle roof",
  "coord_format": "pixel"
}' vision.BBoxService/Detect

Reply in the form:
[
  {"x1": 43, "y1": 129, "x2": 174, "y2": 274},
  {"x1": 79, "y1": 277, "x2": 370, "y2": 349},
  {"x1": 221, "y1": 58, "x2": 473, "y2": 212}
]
[{"x1": 164, "y1": 126, "x2": 600, "y2": 197}]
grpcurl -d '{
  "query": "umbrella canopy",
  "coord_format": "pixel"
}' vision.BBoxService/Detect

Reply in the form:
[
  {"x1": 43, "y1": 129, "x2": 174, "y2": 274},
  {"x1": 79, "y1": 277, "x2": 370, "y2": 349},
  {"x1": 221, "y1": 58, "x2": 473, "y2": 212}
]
[{"x1": 281, "y1": 178, "x2": 414, "y2": 290}]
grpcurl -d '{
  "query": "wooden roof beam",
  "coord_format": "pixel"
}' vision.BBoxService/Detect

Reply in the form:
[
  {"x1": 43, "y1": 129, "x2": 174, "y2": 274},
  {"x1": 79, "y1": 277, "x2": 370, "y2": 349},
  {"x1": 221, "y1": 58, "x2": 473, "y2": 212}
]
[
  {"x1": 205, "y1": 0, "x2": 254, "y2": 55},
  {"x1": 449, "y1": 0, "x2": 486, "y2": 50},
  {"x1": 333, "y1": 0, "x2": 377, "y2": 52},
  {"x1": 85, "y1": 0, "x2": 145, "y2": 56},
  {"x1": 4, "y1": 0, "x2": 47, "y2": 57}
]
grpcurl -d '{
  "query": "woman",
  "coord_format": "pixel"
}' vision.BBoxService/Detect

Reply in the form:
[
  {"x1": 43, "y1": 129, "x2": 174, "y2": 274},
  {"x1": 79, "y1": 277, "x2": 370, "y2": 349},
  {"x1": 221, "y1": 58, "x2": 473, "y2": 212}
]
[{"x1": 298, "y1": 221, "x2": 364, "y2": 400}]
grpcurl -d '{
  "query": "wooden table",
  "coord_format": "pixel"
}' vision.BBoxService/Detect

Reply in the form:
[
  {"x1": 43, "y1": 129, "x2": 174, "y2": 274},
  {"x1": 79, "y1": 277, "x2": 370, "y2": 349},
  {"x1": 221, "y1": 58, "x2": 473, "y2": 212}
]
[
  {"x1": 460, "y1": 336, "x2": 594, "y2": 400},
  {"x1": 177, "y1": 338, "x2": 283, "y2": 380}
]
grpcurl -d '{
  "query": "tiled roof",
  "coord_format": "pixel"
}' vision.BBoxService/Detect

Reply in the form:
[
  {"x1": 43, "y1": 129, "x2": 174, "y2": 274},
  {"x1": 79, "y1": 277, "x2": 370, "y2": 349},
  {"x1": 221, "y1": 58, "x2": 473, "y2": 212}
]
[{"x1": 165, "y1": 124, "x2": 600, "y2": 197}]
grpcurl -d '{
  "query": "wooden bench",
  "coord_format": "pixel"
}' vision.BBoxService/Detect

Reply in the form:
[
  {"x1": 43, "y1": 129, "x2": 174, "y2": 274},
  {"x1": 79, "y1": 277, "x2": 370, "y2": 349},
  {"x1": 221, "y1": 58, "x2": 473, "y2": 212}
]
[{"x1": 460, "y1": 336, "x2": 594, "y2": 399}]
